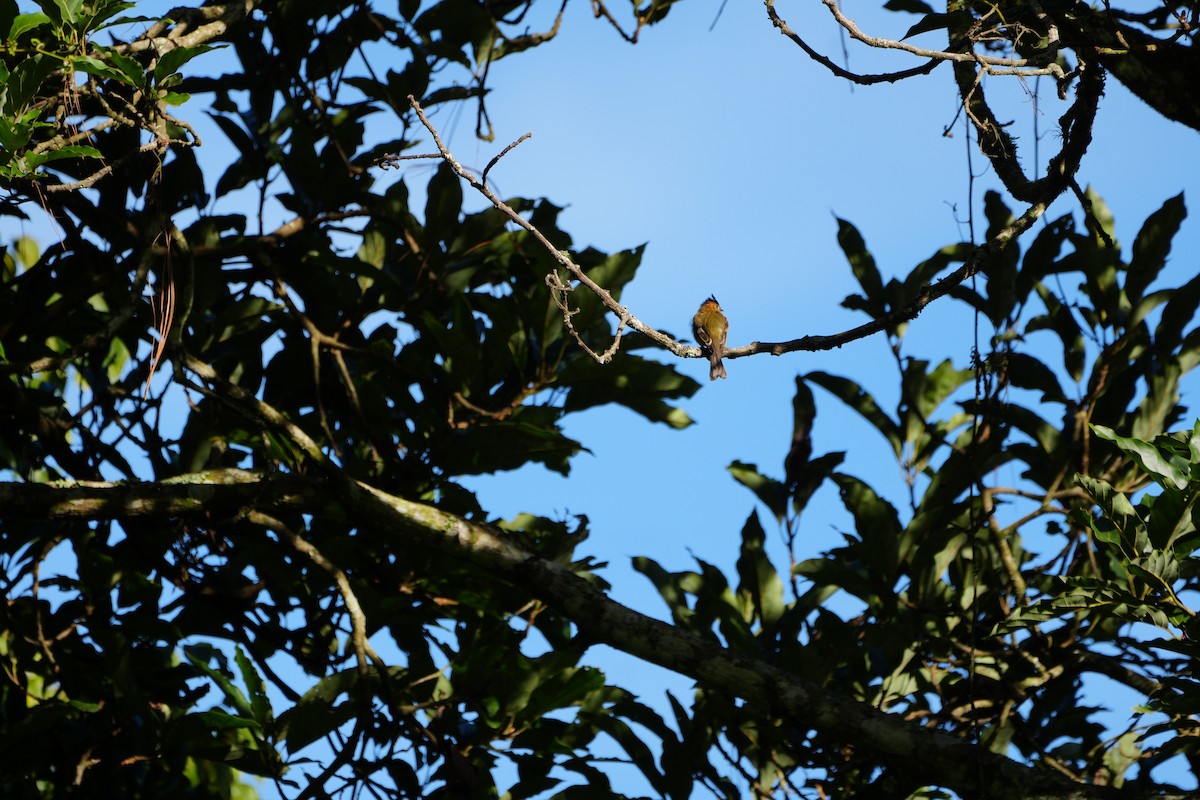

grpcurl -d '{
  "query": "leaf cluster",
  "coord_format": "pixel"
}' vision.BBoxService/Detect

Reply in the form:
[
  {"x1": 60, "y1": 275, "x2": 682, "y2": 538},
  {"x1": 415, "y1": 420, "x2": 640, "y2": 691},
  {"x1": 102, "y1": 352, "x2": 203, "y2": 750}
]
[
  {"x1": 631, "y1": 191, "x2": 1200, "y2": 796},
  {"x1": 1, "y1": 2, "x2": 697, "y2": 797},
  {"x1": 2, "y1": 2, "x2": 1199, "y2": 799}
]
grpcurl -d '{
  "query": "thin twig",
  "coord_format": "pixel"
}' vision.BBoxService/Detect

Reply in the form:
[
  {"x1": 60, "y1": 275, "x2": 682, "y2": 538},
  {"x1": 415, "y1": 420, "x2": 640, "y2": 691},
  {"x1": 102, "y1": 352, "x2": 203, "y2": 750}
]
[
  {"x1": 247, "y1": 511, "x2": 384, "y2": 678},
  {"x1": 402, "y1": 95, "x2": 694, "y2": 363},
  {"x1": 765, "y1": 0, "x2": 942, "y2": 85},
  {"x1": 482, "y1": 131, "x2": 531, "y2": 185},
  {"x1": 815, "y1": 0, "x2": 1065, "y2": 77}
]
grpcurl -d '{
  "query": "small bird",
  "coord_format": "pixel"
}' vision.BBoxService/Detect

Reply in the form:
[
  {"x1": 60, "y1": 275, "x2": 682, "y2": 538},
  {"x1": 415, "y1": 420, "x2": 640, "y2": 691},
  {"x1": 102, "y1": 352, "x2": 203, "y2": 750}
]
[{"x1": 692, "y1": 295, "x2": 729, "y2": 380}]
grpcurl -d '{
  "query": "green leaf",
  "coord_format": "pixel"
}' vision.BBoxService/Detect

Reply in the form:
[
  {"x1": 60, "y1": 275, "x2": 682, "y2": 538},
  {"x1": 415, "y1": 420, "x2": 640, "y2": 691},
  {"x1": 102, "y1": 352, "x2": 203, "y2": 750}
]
[
  {"x1": 903, "y1": 242, "x2": 971, "y2": 299},
  {"x1": 188, "y1": 709, "x2": 260, "y2": 733},
  {"x1": 785, "y1": 376, "x2": 826, "y2": 513},
  {"x1": 1083, "y1": 186, "x2": 1118, "y2": 245},
  {"x1": 981, "y1": 190, "x2": 1018, "y2": 323},
  {"x1": 184, "y1": 644, "x2": 255, "y2": 720},
  {"x1": 1002, "y1": 352, "x2": 1066, "y2": 404},
  {"x1": 103, "y1": 45, "x2": 149, "y2": 87},
  {"x1": 1127, "y1": 193, "x2": 1186, "y2": 303},
  {"x1": 35, "y1": 0, "x2": 81, "y2": 27},
  {"x1": 1092, "y1": 425, "x2": 1189, "y2": 490},
  {"x1": 3, "y1": 56, "x2": 58, "y2": 116},
  {"x1": 832, "y1": 473, "x2": 902, "y2": 579},
  {"x1": 103, "y1": 336, "x2": 129, "y2": 382},
  {"x1": 37, "y1": 144, "x2": 103, "y2": 163},
  {"x1": 235, "y1": 647, "x2": 271, "y2": 726},
  {"x1": 836, "y1": 217, "x2": 885, "y2": 317},
  {"x1": 437, "y1": 416, "x2": 586, "y2": 476},
  {"x1": 910, "y1": 357, "x2": 973, "y2": 421},
  {"x1": 633, "y1": 556, "x2": 703, "y2": 632},
  {"x1": 1028, "y1": 284, "x2": 1087, "y2": 382},
  {"x1": 71, "y1": 52, "x2": 140, "y2": 87},
  {"x1": 424, "y1": 161, "x2": 463, "y2": 240},
  {"x1": 806, "y1": 371, "x2": 902, "y2": 458},
  {"x1": 581, "y1": 715, "x2": 670, "y2": 796},
  {"x1": 15, "y1": 236, "x2": 40, "y2": 270},
  {"x1": 1155, "y1": 272, "x2": 1200, "y2": 358},
  {"x1": 735, "y1": 511, "x2": 784, "y2": 630},
  {"x1": 902, "y1": 10, "x2": 973, "y2": 39},
  {"x1": 155, "y1": 43, "x2": 219, "y2": 82},
  {"x1": 1075, "y1": 474, "x2": 1149, "y2": 556},
  {"x1": 1017, "y1": 214, "x2": 1072, "y2": 300},
  {"x1": 562, "y1": 347, "x2": 699, "y2": 429},
  {"x1": 727, "y1": 461, "x2": 787, "y2": 523},
  {"x1": 9, "y1": 12, "x2": 52, "y2": 40},
  {"x1": 277, "y1": 669, "x2": 362, "y2": 750},
  {"x1": 78, "y1": 1, "x2": 136, "y2": 30}
]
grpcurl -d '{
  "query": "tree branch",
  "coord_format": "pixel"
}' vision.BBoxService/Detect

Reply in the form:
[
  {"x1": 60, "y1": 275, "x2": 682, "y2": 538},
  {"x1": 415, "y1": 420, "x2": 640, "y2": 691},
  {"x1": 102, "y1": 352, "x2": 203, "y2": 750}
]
[
  {"x1": 384, "y1": 99, "x2": 1061, "y2": 372},
  {"x1": 388, "y1": 96, "x2": 701, "y2": 364},
  {"x1": 0, "y1": 471, "x2": 1186, "y2": 800},
  {"x1": 730, "y1": 198, "x2": 1049, "y2": 358}
]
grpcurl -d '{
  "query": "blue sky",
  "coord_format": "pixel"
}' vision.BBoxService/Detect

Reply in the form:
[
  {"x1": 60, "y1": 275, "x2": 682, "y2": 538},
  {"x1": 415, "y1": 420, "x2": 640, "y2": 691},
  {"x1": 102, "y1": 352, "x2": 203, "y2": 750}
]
[
  {"x1": 7, "y1": 0, "x2": 1200, "y2": 794},
  {"x1": 450, "y1": 0, "x2": 1200, "y2": 622},
  {"x1": 447, "y1": 1, "x2": 1200, "y2": 792}
]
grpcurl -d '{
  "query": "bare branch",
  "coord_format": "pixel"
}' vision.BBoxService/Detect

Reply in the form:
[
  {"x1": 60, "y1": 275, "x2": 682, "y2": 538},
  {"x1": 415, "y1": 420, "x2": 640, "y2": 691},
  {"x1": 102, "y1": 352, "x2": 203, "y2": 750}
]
[
  {"x1": 398, "y1": 95, "x2": 698, "y2": 364},
  {"x1": 384, "y1": 98, "x2": 1072, "y2": 372},
  {"x1": 729, "y1": 198, "x2": 1049, "y2": 360},
  {"x1": 816, "y1": 0, "x2": 1065, "y2": 77},
  {"x1": 765, "y1": 0, "x2": 942, "y2": 84},
  {"x1": 767, "y1": 0, "x2": 1103, "y2": 208},
  {"x1": 765, "y1": 0, "x2": 1063, "y2": 85},
  {"x1": 482, "y1": 131, "x2": 532, "y2": 185},
  {"x1": 543, "y1": 268, "x2": 629, "y2": 362}
]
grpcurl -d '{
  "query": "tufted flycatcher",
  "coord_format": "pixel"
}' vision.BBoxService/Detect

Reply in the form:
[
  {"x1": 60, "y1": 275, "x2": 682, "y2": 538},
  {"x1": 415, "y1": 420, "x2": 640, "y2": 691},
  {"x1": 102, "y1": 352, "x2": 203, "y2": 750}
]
[{"x1": 692, "y1": 295, "x2": 729, "y2": 381}]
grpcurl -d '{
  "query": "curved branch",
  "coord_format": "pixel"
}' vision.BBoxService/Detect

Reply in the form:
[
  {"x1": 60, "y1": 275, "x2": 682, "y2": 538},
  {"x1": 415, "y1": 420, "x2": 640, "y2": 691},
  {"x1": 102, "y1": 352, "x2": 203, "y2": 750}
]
[
  {"x1": 248, "y1": 510, "x2": 383, "y2": 679},
  {"x1": 396, "y1": 96, "x2": 700, "y2": 363},
  {"x1": 952, "y1": 47, "x2": 1104, "y2": 204},
  {"x1": 764, "y1": 0, "x2": 1064, "y2": 83},
  {"x1": 816, "y1": 0, "x2": 1064, "y2": 76},
  {"x1": 765, "y1": 0, "x2": 943, "y2": 85}
]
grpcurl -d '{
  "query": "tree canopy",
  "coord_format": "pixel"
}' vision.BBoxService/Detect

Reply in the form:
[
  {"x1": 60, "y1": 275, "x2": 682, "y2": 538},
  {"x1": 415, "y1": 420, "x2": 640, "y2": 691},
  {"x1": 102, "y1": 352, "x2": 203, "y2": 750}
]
[{"x1": 2, "y1": 1, "x2": 1199, "y2": 799}]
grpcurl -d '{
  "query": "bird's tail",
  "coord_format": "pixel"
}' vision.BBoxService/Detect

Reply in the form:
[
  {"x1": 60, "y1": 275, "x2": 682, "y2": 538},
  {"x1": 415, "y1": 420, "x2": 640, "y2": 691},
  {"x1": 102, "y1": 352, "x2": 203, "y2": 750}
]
[{"x1": 709, "y1": 351, "x2": 727, "y2": 380}]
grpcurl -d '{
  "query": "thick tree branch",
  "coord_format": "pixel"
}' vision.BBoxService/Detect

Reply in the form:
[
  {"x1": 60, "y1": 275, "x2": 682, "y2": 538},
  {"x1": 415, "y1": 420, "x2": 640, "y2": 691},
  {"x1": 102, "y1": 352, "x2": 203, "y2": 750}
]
[
  {"x1": 0, "y1": 471, "x2": 1186, "y2": 800},
  {"x1": 124, "y1": 1, "x2": 263, "y2": 55},
  {"x1": 1051, "y1": 4, "x2": 1200, "y2": 130}
]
